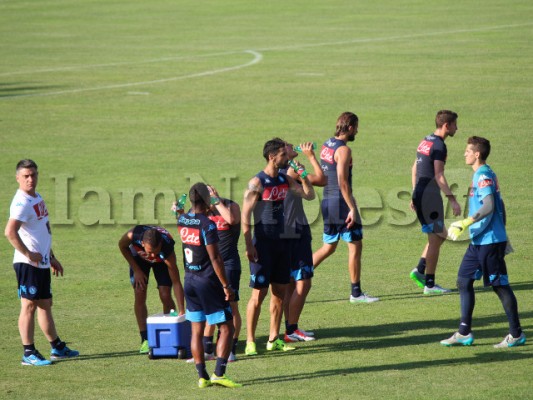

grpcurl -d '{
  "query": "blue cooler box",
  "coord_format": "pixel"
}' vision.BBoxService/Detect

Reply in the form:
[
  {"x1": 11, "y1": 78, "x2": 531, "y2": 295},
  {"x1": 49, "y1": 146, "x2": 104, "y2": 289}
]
[{"x1": 147, "y1": 313, "x2": 191, "y2": 358}]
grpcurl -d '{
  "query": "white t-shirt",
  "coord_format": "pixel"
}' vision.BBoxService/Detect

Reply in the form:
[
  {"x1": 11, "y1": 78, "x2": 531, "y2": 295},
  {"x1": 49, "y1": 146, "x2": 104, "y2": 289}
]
[{"x1": 9, "y1": 189, "x2": 52, "y2": 269}]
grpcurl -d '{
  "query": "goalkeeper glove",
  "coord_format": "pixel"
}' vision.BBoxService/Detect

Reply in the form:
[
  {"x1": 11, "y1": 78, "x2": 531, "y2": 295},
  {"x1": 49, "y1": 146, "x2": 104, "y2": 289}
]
[{"x1": 448, "y1": 218, "x2": 474, "y2": 241}]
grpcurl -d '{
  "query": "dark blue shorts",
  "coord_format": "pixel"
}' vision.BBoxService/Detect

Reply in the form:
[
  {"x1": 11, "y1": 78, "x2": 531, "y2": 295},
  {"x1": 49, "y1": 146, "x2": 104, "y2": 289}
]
[
  {"x1": 288, "y1": 237, "x2": 314, "y2": 281},
  {"x1": 321, "y1": 198, "x2": 363, "y2": 243},
  {"x1": 184, "y1": 273, "x2": 232, "y2": 325},
  {"x1": 249, "y1": 238, "x2": 290, "y2": 287},
  {"x1": 412, "y1": 188, "x2": 444, "y2": 234},
  {"x1": 458, "y1": 242, "x2": 509, "y2": 287},
  {"x1": 14, "y1": 263, "x2": 52, "y2": 300},
  {"x1": 129, "y1": 256, "x2": 172, "y2": 288}
]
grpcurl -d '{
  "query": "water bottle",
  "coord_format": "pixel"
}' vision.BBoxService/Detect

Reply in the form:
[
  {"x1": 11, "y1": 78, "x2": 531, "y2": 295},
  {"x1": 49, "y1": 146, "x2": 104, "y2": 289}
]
[
  {"x1": 172, "y1": 193, "x2": 188, "y2": 215},
  {"x1": 289, "y1": 160, "x2": 308, "y2": 179},
  {"x1": 293, "y1": 142, "x2": 317, "y2": 152}
]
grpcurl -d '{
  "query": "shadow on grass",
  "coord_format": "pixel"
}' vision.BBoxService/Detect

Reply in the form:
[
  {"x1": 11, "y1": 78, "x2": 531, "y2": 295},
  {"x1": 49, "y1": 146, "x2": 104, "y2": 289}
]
[
  {"x1": 307, "y1": 280, "x2": 533, "y2": 303},
  {"x1": 0, "y1": 82, "x2": 64, "y2": 98},
  {"x1": 52, "y1": 350, "x2": 140, "y2": 363},
  {"x1": 242, "y1": 350, "x2": 533, "y2": 385}
]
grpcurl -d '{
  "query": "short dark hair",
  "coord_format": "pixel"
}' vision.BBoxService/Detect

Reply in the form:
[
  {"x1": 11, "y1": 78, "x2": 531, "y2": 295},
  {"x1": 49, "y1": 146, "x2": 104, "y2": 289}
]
[
  {"x1": 189, "y1": 182, "x2": 211, "y2": 208},
  {"x1": 142, "y1": 228, "x2": 162, "y2": 247},
  {"x1": 467, "y1": 136, "x2": 491, "y2": 161},
  {"x1": 435, "y1": 110, "x2": 458, "y2": 128},
  {"x1": 335, "y1": 112, "x2": 358, "y2": 136},
  {"x1": 16, "y1": 159, "x2": 38, "y2": 172},
  {"x1": 262, "y1": 138, "x2": 286, "y2": 161}
]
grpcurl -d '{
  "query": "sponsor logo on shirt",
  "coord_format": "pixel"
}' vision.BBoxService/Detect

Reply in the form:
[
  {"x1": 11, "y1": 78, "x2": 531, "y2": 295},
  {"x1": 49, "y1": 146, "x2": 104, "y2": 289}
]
[
  {"x1": 33, "y1": 200, "x2": 48, "y2": 220},
  {"x1": 262, "y1": 184, "x2": 288, "y2": 202},
  {"x1": 417, "y1": 140, "x2": 433, "y2": 156},
  {"x1": 320, "y1": 146, "x2": 335, "y2": 164},
  {"x1": 180, "y1": 227, "x2": 201, "y2": 246},
  {"x1": 209, "y1": 215, "x2": 230, "y2": 231}
]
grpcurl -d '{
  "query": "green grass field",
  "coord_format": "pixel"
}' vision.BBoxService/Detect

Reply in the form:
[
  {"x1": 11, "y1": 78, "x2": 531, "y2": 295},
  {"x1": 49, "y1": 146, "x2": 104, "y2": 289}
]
[{"x1": 1, "y1": 0, "x2": 532, "y2": 398}]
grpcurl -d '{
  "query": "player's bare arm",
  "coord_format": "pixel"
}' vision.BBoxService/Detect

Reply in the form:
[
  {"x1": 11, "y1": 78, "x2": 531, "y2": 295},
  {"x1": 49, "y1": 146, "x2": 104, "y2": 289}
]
[
  {"x1": 164, "y1": 251, "x2": 185, "y2": 315},
  {"x1": 206, "y1": 242, "x2": 235, "y2": 301},
  {"x1": 242, "y1": 177, "x2": 262, "y2": 262},
  {"x1": 287, "y1": 174, "x2": 315, "y2": 200},
  {"x1": 300, "y1": 142, "x2": 327, "y2": 187},
  {"x1": 118, "y1": 229, "x2": 147, "y2": 291},
  {"x1": 434, "y1": 160, "x2": 461, "y2": 216},
  {"x1": 410, "y1": 159, "x2": 418, "y2": 211},
  {"x1": 5, "y1": 218, "x2": 43, "y2": 264}
]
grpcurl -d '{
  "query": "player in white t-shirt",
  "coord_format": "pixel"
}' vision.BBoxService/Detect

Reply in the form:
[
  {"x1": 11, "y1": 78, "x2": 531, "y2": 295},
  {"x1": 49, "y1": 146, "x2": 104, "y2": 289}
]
[{"x1": 5, "y1": 159, "x2": 79, "y2": 366}]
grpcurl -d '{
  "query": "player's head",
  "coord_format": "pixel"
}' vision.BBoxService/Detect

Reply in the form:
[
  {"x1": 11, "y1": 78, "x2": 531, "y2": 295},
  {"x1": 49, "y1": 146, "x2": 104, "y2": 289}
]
[
  {"x1": 16, "y1": 159, "x2": 38, "y2": 172},
  {"x1": 335, "y1": 112, "x2": 358, "y2": 141},
  {"x1": 435, "y1": 110, "x2": 458, "y2": 127},
  {"x1": 15, "y1": 159, "x2": 39, "y2": 194},
  {"x1": 189, "y1": 182, "x2": 211, "y2": 210},
  {"x1": 141, "y1": 228, "x2": 163, "y2": 256},
  {"x1": 467, "y1": 136, "x2": 491, "y2": 161},
  {"x1": 263, "y1": 137, "x2": 289, "y2": 168}
]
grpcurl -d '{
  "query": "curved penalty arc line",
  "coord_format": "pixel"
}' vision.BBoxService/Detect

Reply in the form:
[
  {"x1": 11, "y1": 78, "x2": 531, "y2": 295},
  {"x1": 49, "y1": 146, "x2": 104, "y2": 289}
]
[{"x1": 2, "y1": 50, "x2": 263, "y2": 99}]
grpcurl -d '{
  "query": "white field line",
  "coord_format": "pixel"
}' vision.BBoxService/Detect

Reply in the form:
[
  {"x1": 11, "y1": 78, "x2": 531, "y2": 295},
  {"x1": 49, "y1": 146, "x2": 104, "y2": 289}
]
[
  {"x1": 1, "y1": 22, "x2": 531, "y2": 98},
  {"x1": 0, "y1": 50, "x2": 262, "y2": 99}
]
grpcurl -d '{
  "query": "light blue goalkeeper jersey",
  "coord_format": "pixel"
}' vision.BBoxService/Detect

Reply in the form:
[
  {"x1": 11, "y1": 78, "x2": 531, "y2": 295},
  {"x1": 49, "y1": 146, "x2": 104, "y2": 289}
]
[{"x1": 468, "y1": 164, "x2": 507, "y2": 245}]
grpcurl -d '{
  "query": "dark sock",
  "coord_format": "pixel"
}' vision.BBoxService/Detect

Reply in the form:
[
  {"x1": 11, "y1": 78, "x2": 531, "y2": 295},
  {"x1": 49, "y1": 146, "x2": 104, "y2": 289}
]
[
  {"x1": 195, "y1": 363, "x2": 209, "y2": 380},
  {"x1": 457, "y1": 276, "x2": 475, "y2": 335},
  {"x1": 417, "y1": 257, "x2": 426, "y2": 274},
  {"x1": 286, "y1": 324, "x2": 297, "y2": 335},
  {"x1": 203, "y1": 336, "x2": 214, "y2": 355},
  {"x1": 285, "y1": 320, "x2": 289, "y2": 331},
  {"x1": 493, "y1": 285, "x2": 522, "y2": 338},
  {"x1": 232, "y1": 338, "x2": 238, "y2": 355},
  {"x1": 425, "y1": 274, "x2": 435, "y2": 288},
  {"x1": 140, "y1": 330, "x2": 148, "y2": 342},
  {"x1": 50, "y1": 337, "x2": 65, "y2": 350},
  {"x1": 214, "y1": 357, "x2": 228, "y2": 377},
  {"x1": 23, "y1": 344, "x2": 36, "y2": 356},
  {"x1": 351, "y1": 282, "x2": 362, "y2": 297}
]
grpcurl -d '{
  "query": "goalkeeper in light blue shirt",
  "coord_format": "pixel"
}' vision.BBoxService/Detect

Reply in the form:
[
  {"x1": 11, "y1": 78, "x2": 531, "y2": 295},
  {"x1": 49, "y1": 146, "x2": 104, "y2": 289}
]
[{"x1": 441, "y1": 136, "x2": 525, "y2": 348}]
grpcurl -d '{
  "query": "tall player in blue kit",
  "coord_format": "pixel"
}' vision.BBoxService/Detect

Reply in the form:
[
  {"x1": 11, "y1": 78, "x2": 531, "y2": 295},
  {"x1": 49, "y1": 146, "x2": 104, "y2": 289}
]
[
  {"x1": 242, "y1": 138, "x2": 315, "y2": 356},
  {"x1": 441, "y1": 136, "x2": 526, "y2": 348},
  {"x1": 178, "y1": 182, "x2": 241, "y2": 388}
]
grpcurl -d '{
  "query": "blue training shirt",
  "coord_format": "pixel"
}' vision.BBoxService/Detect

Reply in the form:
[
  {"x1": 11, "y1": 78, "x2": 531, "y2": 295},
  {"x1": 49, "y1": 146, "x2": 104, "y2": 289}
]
[{"x1": 468, "y1": 164, "x2": 507, "y2": 245}]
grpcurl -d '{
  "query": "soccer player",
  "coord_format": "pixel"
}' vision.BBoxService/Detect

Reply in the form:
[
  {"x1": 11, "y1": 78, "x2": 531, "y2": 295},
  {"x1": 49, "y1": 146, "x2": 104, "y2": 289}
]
[
  {"x1": 409, "y1": 110, "x2": 461, "y2": 294},
  {"x1": 441, "y1": 136, "x2": 526, "y2": 348},
  {"x1": 5, "y1": 159, "x2": 79, "y2": 366},
  {"x1": 118, "y1": 225, "x2": 185, "y2": 354},
  {"x1": 282, "y1": 141, "x2": 326, "y2": 342},
  {"x1": 242, "y1": 138, "x2": 315, "y2": 356},
  {"x1": 178, "y1": 182, "x2": 241, "y2": 388},
  {"x1": 196, "y1": 184, "x2": 242, "y2": 362},
  {"x1": 313, "y1": 112, "x2": 379, "y2": 303}
]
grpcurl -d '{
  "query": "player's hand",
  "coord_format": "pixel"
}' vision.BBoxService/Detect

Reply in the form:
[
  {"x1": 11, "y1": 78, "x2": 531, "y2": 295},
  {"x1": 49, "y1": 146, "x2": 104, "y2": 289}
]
[
  {"x1": 448, "y1": 218, "x2": 474, "y2": 241},
  {"x1": 345, "y1": 209, "x2": 355, "y2": 229},
  {"x1": 450, "y1": 199, "x2": 462, "y2": 217},
  {"x1": 133, "y1": 270, "x2": 148, "y2": 291},
  {"x1": 409, "y1": 200, "x2": 416, "y2": 212},
  {"x1": 245, "y1": 243, "x2": 259, "y2": 263},
  {"x1": 50, "y1": 257, "x2": 64, "y2": 277},
  {"x1": 27, "y1": 251, "x2": 43, "y2": 264},
  {"x1": 300, "y1": 142, "x2": 315, "y2": 158},
  {"x1": 223, "y1": 286, "x2": 235, "y2": 301}
]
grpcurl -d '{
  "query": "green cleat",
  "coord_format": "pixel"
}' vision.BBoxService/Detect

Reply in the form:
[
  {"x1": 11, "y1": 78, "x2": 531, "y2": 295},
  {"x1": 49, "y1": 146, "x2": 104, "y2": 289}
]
[
  {"x1": 245, "y1": 341, "x2": 257, "y2": 356},
  {"x1": 198, "y1": 378, "x2": 212, "y2": 389},
  {"x1": 440, "y1": 332, "x2": 474, "y2": 346},
  {"x1": 139, "y1": 340, "x2": 149, "y2": 354},
  {"x1": 266, "y1": 338, "x2": 295, "y2": 352},
  {"x1": 410, "y1": 268, "x2": 426, "y2": 288},
  {"x1": 210, "y1": 374, "x2": 243, "y2": 388}
]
